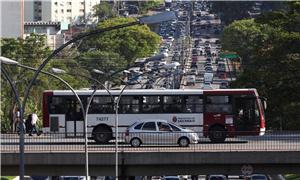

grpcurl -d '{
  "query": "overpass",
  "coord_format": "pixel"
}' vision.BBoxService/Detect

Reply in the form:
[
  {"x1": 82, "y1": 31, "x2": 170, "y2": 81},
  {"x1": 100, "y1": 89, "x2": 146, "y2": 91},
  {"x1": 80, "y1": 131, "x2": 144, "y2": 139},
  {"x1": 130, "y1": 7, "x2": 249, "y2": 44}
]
[
  {"x1": 2, "y1": 132, "x2": 300, "y2": 176},
  {"x1": 2, "y1": 151, "x2": 300, "y2": 176}
]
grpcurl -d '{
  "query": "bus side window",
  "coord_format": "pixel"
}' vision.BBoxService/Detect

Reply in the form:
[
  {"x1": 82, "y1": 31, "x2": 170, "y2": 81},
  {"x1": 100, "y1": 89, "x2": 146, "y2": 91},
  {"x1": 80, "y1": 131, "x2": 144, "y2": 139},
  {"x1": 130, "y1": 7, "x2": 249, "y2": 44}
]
[
  {"x1": 184, "y1": 95, "x2": 203, "y2": 113},
  {"x1": 50, "y1": 96, "x2": 65, "y2": 114},
  {"x1": 142, "y1": 96, "x2": 161, "y2": 113},
  {"x1": 163, "y1": 96, "x2": 182, "y2": 113},
  {"x1": 206, "y1": 96, "x2": 232, "y2": 113}
]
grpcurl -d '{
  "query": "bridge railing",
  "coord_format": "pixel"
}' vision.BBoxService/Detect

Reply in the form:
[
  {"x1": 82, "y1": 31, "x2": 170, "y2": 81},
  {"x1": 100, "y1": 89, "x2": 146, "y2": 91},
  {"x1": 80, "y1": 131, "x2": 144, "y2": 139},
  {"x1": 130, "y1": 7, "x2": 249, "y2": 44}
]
[{"x1": 1, "y1": 131, "x2": 300, "y2": 152}]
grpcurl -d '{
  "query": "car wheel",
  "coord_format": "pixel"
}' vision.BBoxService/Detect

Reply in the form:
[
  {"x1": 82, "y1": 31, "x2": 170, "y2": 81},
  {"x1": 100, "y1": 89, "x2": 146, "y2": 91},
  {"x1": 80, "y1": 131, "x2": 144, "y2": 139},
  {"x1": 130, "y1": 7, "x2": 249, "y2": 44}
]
[
  {"x1": 130, "y1": 138, "x2": 142, "y2": 147},
  {"x1": 93, "y1": 126, "x2": 112, "y2": 144},
  {"x1": 178, "y1": 137, "x2": 190, "y2": 147},
  {"x1": 208, "y1": 125, "x2": 226, "y2": 143}
]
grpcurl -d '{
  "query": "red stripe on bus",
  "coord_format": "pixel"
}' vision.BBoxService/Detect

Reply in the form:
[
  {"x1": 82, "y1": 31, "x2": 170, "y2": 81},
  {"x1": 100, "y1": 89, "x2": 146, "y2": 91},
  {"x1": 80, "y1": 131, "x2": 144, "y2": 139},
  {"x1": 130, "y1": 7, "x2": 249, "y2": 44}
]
[
  {"x1": 204, "y1": 90, "x2": 256, "y2": 95},
  {"x1": 42, "y1": 91, "x2": 53, "y2": 127}
]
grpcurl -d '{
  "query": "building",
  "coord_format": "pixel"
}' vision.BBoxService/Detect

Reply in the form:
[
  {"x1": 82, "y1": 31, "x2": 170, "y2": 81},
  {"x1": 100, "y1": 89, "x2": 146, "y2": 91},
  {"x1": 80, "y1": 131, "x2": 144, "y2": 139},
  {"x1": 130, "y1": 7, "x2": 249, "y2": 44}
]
[
  {"x1": 1, "y1": 0, "x2": 99, "y2": 38},
  {"x1": 24, "y1": 21, "x2": 64, "y2": 50},
  {"x1": 0, "y1": 0, "x2": 23, "y2": 38},
  {"x1": 24, "y1": 0, "x2": 100, "y2": 24}
]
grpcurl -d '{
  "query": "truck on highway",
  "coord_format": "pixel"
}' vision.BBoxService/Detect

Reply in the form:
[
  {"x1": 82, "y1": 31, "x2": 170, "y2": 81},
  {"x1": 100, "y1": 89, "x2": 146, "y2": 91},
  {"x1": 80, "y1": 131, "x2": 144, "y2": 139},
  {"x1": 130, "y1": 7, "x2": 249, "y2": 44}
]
[
  {"x1": 204, "y1": 72, "x2": 213, "y2": 83},
  {"x1": 186, "y1": 75, "x2": 196, "y2": 86}
]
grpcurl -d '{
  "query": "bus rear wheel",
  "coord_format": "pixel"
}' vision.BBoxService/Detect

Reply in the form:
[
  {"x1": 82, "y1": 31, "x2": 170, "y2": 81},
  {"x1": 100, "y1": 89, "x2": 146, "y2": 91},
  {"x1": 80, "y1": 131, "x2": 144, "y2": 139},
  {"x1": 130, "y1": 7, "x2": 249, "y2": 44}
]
[
  {"x1": 93, "y1": 126, "x2": 112, "y2": 143},
  {"x1": 208, "y1": 125, "x2": 226, "y2": 143}
]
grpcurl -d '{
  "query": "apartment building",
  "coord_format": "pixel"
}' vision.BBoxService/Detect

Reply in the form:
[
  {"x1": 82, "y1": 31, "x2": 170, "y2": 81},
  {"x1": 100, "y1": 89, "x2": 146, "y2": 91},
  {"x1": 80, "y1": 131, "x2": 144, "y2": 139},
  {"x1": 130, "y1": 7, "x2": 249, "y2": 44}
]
[
  {"x1": 24, "y1": 21, "x2": 64, "y2": 50},
  {"x1": 0, "y1": 1, "x2": 23, "y2": 38},
  {"x1": 25, "y1": 0, "x2": 100, "y2": 24}
]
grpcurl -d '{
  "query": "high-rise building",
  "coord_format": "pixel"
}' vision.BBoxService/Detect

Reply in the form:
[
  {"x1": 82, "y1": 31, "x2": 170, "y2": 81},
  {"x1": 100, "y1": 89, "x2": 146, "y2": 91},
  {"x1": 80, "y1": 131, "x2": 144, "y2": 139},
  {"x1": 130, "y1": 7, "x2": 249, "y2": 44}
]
[
  {"x1": 0, "y1": 0, "x2": 24, "y2": 38},
  {"x1": 25, "y1": 0, "x2": 100, "y2": 24}
]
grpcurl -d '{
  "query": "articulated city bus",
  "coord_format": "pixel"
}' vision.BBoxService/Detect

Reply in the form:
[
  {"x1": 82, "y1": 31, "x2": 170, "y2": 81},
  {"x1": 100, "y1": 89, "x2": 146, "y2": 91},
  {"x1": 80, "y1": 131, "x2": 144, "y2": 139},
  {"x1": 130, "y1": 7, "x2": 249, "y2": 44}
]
[{"x1": 42, "y1": 89, "x2": 266, "y2": 143}]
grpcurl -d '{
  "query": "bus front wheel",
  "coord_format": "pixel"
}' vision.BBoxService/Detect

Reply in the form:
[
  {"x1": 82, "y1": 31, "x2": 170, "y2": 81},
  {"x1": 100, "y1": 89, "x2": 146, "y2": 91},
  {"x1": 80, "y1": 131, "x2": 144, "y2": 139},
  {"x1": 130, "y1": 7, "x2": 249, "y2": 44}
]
[
  {"x1": 208, "y1": 125, "x2": 226, "y2": 143},
  {"x1": 93, "y1": 125, "x2": 112, "y2": 143}
]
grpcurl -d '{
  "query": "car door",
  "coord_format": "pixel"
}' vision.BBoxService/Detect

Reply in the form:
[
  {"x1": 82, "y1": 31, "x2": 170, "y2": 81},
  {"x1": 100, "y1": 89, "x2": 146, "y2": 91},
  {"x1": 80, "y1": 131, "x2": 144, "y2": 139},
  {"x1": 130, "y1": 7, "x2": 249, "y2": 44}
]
[
  {"x1": 141, "y1": 122, "x2": 158, "y2": 145},
  {"x1": 157, "y1": 122, "x2": 173, "y2": 144}
]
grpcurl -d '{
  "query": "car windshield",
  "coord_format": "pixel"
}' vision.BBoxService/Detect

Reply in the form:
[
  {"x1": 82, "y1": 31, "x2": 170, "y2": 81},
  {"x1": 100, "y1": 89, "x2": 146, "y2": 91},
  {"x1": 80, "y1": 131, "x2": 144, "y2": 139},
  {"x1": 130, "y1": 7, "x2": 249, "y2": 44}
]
[
  {"x1": 168, "y1": 122, "x2": 183, "y2": 130},
  {"x1": 209, "y1": 177, "x2": 226, "y2": 180},
  {"x1": 251, "y1": 176, "x2": 267, "y2": 180},
  {"x1": 128, "y1": 122, "x2": 138, "y2": 128},
  {"x1": 164, "y1": 178, "x2": 179, "y2": 180}
]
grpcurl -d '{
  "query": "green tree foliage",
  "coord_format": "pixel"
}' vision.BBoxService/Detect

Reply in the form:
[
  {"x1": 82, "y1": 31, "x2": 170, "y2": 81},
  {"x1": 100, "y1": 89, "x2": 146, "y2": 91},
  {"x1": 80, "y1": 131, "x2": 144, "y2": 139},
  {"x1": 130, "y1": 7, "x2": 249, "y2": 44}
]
[
  {"x1": 222, "y1": 2, "x2": 300, "y2": 130},
  {"x1": 1, "y1": 34, "x2": 51, "y2": 132},
  {"x1": 211, "y1": 1, "x2": 255, "y2": 25},
  {"x1": 131, "y1": 0, "x2": 164, "y2": 14},
  {"x1": 79, "y1": 17, "x2": 161, "y2": 66},
  {"x1": 0, "y1": 34, "x2": 90, "y2": 132},
  {"x1": 93, "y1": 2, "x2": 117, "y2": 22},
  {"x1": 77, "y1": 50, "x2": 126, "y2": 82}
]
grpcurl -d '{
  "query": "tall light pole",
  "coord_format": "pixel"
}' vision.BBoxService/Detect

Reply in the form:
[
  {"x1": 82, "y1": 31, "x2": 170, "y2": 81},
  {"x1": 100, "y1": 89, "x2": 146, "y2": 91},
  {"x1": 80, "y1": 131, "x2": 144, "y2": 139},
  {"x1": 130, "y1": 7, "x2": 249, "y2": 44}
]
[
  {"x1": 93, "y1": 69, "x2": 148, "y2": 180},
  {"x1": 0, "y1": 58, "x2": 85, "y2": 180},
  {"x1": 50, "y1": 67, "x2": 114, "y2": 180},
  {"x1": 1, "y1": 11, "x2": 176, "y2": 180}
]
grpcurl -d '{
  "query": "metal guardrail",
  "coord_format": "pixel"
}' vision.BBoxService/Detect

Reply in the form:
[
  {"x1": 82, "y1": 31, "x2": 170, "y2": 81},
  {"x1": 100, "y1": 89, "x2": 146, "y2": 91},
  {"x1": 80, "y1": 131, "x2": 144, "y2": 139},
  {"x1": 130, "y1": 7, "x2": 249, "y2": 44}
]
[{"x1": 1, "y1": 131, "x2": 300, "y2": 152}]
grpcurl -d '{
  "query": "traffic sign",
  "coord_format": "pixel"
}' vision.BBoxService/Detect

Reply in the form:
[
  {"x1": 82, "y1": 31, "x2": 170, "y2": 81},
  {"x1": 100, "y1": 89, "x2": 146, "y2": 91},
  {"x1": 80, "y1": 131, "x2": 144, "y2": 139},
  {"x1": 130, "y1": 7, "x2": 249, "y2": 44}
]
[
  {"x1": 220, "y1": 54, "x2": 240, "y2": 59},
  {"x1": 241, "y1": 164, "x2": 253, "y2": 175}
]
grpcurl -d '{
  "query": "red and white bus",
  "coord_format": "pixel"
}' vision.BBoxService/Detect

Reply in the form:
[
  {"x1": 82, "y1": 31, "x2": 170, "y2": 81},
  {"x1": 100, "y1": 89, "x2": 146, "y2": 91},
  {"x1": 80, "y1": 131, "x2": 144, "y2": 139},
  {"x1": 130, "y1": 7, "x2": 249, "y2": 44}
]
[{"x1": 42, "y1": 89, "x2": 266, "y2": 143}]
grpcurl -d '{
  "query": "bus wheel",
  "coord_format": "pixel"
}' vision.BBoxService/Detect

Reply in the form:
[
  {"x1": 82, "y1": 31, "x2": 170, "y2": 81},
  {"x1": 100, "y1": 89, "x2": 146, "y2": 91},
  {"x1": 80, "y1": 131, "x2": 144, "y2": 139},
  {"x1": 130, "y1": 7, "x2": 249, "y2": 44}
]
[
  {"x1": 208, "y1": 126, "x2": 226, "y2": 143},
  {"x1": 93, "y1": 126, "x2": 112, "y2": 143}
]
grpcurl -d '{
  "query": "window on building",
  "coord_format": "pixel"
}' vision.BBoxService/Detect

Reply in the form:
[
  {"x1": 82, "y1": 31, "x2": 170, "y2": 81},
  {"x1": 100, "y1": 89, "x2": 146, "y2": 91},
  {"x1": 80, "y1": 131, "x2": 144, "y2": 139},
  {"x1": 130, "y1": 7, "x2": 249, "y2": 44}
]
[
  {"x1": 34, "y1": 1, "x2": 41, "y2": 5},
  {"x1": 54, "y1": 2, "x2": 57, "y2": 5},
  {"x1": 68, "y1": 2, "x2": 71, "y2": 5},
  {"x1": 61, "y1": 9, "x2": 64, "y2": 13},
  {"x1": 79, "y1": 9, "x2": 84, "y2": 12},
  {"x1": 67, "y1": 9, "x2": 71, "y2": 13}
]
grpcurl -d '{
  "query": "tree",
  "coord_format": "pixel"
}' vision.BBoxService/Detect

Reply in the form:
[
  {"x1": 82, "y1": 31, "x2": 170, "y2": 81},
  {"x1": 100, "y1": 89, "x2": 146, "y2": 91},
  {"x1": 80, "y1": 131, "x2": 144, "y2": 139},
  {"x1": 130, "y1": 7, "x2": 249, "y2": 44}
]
[
  {"x1": 221, "y1": 19, "x2": 276, "y2": 67},
  {"x1": 93, "y1": 2, "x2": 117, "y2": 22},
  {"x1": 129, "y1": 1, "x2": 164, "y2": 14},
  {"x1": 211, "y1": 1, "x2": 255, "y2": 25},
  {"x1": 1, "y1": 34, "x2": 51, "y2": 132},
  {"x1": 79, "y1": 17, "x2": 161, "y2": 66},
  {"x1": 0, "y1": 34, "x2": 90, "y2": 132},
  {"x1": 77, "y1": 50, "x2": 127, "y2": 83},
  {"x1": 222, "y1": 2, "x2": 300, "y2": 130}
]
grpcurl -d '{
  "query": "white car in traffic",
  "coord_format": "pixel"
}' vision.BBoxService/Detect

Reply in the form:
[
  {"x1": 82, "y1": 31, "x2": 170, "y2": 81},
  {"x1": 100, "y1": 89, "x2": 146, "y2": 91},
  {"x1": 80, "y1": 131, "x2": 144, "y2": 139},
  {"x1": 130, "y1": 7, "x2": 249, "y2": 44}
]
[{"x1": 125, "y1": 119, "x2": 199, "y2": 147}]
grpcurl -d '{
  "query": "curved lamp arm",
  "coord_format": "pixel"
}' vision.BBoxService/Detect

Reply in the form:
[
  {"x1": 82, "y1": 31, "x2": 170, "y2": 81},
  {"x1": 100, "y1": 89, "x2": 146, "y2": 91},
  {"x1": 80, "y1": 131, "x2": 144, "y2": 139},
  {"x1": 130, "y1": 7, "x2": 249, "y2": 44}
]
[{"x1": 17, "y1": 64, "x2": 86, "y2": 125}]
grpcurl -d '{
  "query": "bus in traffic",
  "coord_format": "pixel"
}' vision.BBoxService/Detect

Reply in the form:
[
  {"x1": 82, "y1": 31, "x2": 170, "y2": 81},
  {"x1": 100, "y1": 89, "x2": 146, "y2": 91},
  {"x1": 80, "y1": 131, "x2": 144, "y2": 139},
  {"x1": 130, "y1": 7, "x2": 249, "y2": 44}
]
[{"x1": 42, "y1": 89, "x2": 266, "y2": 143}]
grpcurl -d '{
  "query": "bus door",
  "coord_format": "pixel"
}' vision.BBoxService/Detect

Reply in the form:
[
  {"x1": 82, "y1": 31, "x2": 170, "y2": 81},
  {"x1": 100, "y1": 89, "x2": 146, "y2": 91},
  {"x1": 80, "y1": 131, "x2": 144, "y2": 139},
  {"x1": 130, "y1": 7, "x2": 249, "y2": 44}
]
[
  {"x1": 233, "y1": 97, "x2": 260, "y2": 135},
  {"x1": 65, "y1": 98, "x2": 84, "y2": 138},
  {"x1": 204, "y1": 95, "x2": 233, "y2": 135}
]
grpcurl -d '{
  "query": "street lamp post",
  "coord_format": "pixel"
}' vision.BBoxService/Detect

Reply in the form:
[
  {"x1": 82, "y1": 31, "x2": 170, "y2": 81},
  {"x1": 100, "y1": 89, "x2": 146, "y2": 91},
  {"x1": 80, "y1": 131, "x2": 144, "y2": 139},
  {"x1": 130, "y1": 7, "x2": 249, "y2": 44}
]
[
  {"x1": 0, "y1": 60, "x2": 85, "y2": 180},
  {"x1": 2, "y1": 62, "x2": 113, "y2": 180},
  {"x1": 1, "y1": 11, "x2": 176, "y2": 180},
  {"x1": 50, "y1": 68, "x2": 114, "y2": 180},
  {"x1": 93, "y1": 69, "x2": 150, "y2": 180},
  {"x1": 1, "y1": 66, "x2": 24, "y2": 179}
]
